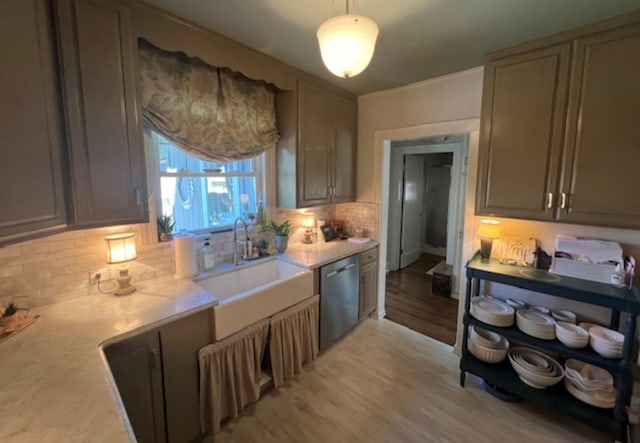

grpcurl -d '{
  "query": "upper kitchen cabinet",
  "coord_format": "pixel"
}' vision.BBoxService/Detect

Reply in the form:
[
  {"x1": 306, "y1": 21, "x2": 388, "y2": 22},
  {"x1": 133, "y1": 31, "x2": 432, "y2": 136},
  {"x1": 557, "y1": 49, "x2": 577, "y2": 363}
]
[
  {"x1": 476, "y1": 12, "x2": 640, "y2": 230},
  {"x1": 277, "y1": 80, "x2": 357, "y2": 208},
  {"x1": 476, "y1": 43, "x2": 571, "y2": 221},
  {"x1": 0, "y1": 0, "x2": 68, "y2": 244},
  {"x1": 559, "y1": 23, "x2": 640, "y2": 228},
  {"x1": 56, "y1": 0, "x2": 148, "y2": 228}
]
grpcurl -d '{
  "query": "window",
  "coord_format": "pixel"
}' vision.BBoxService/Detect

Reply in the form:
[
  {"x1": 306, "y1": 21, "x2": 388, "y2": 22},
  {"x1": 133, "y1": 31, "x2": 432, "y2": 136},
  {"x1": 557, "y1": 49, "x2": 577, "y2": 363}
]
[{"x1": 151, "y1": 131, "x2": 264, "y2": 233}]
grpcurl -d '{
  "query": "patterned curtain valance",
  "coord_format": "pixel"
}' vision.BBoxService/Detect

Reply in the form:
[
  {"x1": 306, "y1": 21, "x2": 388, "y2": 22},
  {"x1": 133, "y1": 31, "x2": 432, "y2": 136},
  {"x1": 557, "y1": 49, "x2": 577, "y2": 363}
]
[{"x1": 137, "y1": 39, "x2": 279, "y2": 162}]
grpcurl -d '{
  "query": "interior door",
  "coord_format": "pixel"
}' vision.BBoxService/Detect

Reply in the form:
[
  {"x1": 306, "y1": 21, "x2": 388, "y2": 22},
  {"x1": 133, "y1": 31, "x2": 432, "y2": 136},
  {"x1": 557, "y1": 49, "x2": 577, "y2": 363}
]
[
  {"x1": 424, "y1": 165, "x2": 451, "y2": 250},
  {"x1": 400, "y1": 155, "x2": 425, "y2": 269}
]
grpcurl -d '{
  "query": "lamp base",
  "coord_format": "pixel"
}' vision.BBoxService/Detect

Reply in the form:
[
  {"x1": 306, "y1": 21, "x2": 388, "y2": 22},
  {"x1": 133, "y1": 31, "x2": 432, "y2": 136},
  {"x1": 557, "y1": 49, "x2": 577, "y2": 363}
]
[
  {"x1": 480, "y1": 238, "x2": 494, "y2": 260},
  {"x1": 302, "y1": 230, "x2": 313, "y2": 244},
  {"x1": 113, "y1": 265, "x2": 136, "y2": 296}
]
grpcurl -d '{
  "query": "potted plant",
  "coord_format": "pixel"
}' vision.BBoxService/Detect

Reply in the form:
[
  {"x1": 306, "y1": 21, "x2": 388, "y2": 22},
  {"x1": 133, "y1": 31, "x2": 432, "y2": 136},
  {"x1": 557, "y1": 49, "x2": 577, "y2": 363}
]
[
  {"x1": 264, "y1": 219, "x2": 292, "y2": 253},
  {"x1": 157, "y1": 214, "x2": 175, "y2": 242},
  {"x1": 0, "y1": 301, "x2": 18, "y2": 328}
]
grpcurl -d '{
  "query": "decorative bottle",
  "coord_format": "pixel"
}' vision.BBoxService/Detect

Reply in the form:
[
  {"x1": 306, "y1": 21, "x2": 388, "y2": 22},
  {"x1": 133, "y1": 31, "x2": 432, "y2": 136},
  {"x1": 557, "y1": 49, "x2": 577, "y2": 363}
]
[{"x1": 198, "y1": 238, "x2": 215, "y2": 272}]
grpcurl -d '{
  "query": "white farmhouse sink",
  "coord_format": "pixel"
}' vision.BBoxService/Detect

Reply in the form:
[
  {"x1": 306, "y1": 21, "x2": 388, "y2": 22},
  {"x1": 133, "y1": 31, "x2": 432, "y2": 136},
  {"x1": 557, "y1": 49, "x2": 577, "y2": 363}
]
[{"x1": 195, "y1": 258, "x2": 313, "y2": 340}]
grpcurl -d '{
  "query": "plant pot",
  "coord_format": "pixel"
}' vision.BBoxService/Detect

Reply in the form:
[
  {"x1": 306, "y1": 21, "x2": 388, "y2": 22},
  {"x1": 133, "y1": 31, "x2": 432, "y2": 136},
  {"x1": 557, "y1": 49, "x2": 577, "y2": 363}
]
[
  {"x1": 0, "y1": 314, "x2": 15, "y2": 329},
  {"x1": 159, "y1": 232, "x2": 170, "y2": 242},
  {"x1": 274, "y1": 235, "x2": 289, "y2": 253}
]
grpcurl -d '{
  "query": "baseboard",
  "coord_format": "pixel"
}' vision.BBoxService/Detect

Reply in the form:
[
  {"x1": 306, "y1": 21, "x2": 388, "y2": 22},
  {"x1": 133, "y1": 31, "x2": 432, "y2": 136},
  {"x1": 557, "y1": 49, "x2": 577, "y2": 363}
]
[
  {"x1": 374, "y1": 309, "x2": 386, "y2": 320},
  {"x1": 423, "y1": 245, "x2": 447, "y2": 256}
]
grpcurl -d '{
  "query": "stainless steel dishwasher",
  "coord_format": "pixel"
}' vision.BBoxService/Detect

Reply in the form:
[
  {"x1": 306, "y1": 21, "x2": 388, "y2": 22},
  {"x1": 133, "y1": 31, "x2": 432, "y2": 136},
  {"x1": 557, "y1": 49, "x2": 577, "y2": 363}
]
[{"x1": 319, "y1": 254, "x2": 360, "y2": 351}]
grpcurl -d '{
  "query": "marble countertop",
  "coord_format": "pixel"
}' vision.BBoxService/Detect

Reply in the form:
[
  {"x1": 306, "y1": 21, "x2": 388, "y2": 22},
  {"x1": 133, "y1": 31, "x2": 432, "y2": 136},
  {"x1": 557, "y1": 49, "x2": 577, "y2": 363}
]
[
  {"x1": 0, "y1": 238, "x2": 377, "y2": 442},
  {"x1": 0, "y1": 276, "x2": 217, "y2": 442},
  {"x1": 279, "y1": 239, "x2": 378, "y2": 268}
]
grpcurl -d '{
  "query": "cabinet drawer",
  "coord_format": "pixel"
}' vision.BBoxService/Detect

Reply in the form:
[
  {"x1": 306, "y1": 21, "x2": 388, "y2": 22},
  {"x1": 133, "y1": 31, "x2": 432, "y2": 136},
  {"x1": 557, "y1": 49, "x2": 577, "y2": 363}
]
[{"x1": 360, "y1": 247, "x2": 378, "y2": 266}]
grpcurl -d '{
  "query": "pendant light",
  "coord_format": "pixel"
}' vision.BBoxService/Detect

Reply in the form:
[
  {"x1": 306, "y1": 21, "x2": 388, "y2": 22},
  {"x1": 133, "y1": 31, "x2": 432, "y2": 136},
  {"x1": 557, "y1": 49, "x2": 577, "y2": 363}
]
[{"x1": 317, "y1": 0, "x2": 379, "y2": 78}]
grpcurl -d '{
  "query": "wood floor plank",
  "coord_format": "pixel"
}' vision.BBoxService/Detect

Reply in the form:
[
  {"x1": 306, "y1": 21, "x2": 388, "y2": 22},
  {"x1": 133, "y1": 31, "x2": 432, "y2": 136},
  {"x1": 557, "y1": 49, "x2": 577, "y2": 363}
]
[
  {"x1": 385, "y1": 254, "x2": 459, "y2": 345},
  {"x1": 216, "y1": 319, "x2": 605, "y2": 443}
]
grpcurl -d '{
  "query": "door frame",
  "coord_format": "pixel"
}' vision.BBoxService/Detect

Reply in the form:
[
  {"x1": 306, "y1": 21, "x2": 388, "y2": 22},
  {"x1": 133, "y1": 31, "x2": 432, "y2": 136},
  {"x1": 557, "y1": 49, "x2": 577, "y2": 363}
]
[
  {"x1": 388, "y1": 144, "x2": 463, "y2": 272},
  {"x1": 373, "y1": 118, "x2": 480, "y2": 351}
]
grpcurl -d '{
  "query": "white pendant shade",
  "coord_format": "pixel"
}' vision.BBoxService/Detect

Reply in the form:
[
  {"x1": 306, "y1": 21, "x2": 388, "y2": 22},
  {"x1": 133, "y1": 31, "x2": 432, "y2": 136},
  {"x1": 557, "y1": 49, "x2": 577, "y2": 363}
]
[{"x1": 317, "y1": 14, "x2": 379, "y2": 78}]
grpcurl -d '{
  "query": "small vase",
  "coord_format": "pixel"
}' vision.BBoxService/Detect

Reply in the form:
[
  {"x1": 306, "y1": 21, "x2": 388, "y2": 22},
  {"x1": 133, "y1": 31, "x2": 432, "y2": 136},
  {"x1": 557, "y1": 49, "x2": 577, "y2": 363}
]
[{"x1": 274, "y1": 235, "x2": 289, "y2": 253}]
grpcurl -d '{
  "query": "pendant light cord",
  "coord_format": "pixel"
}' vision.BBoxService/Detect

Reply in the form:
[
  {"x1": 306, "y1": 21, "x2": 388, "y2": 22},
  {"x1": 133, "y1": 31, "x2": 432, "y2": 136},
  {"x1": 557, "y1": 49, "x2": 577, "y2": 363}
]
[{"x1": 326, "y1": 0, "x2": 361, "y2": 18}]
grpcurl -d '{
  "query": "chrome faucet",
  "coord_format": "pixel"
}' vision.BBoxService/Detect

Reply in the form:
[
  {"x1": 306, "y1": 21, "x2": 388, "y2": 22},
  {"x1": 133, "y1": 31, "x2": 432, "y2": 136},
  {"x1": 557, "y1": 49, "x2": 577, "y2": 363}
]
[{"x1": 232, "y1": 217, "x2": 249, "y2": 265}]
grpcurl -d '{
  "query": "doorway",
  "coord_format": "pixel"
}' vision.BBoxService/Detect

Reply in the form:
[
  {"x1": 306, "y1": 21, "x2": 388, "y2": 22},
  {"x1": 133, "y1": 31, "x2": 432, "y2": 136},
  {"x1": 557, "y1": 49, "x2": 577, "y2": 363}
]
[
  {"x1": 383, "y1": 135, "x2": 465, "y2": 345},
  {"x1": 386, "y1": 136, "x2": 463, "y2": 277}
]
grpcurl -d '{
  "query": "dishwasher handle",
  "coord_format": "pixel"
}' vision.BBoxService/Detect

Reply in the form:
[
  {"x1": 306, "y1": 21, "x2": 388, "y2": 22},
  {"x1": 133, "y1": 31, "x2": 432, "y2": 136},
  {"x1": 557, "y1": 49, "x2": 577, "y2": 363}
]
[{"x1": 326, "y1": 262, "x2": 355, "y2": 278}]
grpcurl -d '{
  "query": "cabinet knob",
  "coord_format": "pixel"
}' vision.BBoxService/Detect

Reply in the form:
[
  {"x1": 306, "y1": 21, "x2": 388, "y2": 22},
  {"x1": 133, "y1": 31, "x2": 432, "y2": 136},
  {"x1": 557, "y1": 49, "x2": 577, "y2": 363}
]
[{"x1": 546, "y1": 192, "x2": 554, "y2": 209}]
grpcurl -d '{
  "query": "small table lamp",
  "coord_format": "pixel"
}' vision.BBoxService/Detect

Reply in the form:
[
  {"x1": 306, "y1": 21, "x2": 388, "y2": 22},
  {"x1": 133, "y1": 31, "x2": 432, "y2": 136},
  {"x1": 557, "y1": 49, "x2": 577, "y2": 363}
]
[
  {"x1": 301, "y1": 214, "x2": 316, "y2": 244},
  {"x1": 105, "y1": 233, "x2": 137, "y2": 296},
  {"x1": 477, "y1": 219, "x2": 500, "y2": 259}
]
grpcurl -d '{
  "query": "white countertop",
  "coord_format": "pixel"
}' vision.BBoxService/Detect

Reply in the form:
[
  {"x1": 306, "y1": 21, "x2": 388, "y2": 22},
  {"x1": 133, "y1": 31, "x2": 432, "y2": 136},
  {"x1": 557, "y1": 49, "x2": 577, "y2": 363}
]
[
  {"x1": 0, "y1": 238, "x2": 377, "y2": 442},
  {"x1": 279, "y1": 238, "x2": 378, "y2": 268},
  {"x1": 0, "y1": 276, "x2": 216, "y2": 443}
]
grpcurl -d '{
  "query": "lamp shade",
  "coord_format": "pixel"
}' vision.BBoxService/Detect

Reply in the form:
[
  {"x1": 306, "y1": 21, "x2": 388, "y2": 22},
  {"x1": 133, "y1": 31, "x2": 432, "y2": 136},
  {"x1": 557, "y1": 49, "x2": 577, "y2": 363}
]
[
  {"x1": 105, "y1": 233, "x2": 137, "y2": 264},
  {"x1": 317, "y1": 13, "x2": 379, "y2": 78},
  {"x1": 301, "y1": 214, "x2": 316, "y2": 229},
  {"x1": 477, "y1": 220, "x2": 500, "y2": 239}
]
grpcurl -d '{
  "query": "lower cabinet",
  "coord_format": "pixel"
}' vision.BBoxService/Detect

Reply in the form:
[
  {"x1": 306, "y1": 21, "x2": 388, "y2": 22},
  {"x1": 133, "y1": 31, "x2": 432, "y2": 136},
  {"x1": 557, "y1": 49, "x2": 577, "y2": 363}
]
[
  {"x1": 104, "y1": 309, "x2": 213, "y2": 443},
  {"x1": 359, "y1": 247, "x2": 378, "y2": 319}
]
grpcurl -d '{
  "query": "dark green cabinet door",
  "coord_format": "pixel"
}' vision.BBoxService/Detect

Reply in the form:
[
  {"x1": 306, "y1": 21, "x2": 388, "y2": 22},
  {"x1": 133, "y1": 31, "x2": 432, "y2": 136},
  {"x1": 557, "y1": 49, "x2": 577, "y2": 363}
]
[
  {"x1": 298, "y1": 81, "x2": 333, "y2": 207},
  {"x1": 56, "y1": 0, "x2": 148, "y2": 228},
  {"x1": 332, "y1": 95, "x2": 357, "y2": 203},
  {"x1": 476, "y1": 43, "x2": 571, "y2": 220},
  {"x1": 560, "y1": 23, "x2": 640, "y2": 229},
  {"x1": 105, "y1": 330, "x2": 166, "y2": 443},
  {"x1": 161, "y1": 309, "x2": 213, "y2": 443},
  {"x1": 0, "y1": 0, "x2": 67, "y2": 244}
]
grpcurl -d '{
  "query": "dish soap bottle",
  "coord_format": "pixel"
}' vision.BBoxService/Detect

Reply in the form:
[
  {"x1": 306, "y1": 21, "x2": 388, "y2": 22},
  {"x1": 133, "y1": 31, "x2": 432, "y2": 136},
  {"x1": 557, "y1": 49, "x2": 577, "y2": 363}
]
[{"x1": 198, "y1": 238, "x2": 215, "y2": 272}]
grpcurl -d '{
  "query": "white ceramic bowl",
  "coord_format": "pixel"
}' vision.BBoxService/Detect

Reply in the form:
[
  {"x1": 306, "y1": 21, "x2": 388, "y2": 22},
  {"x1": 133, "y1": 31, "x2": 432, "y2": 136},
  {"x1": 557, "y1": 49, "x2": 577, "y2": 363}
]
[
  {"x1": 578, "y1": 322, "x2": 602, "y2": 332},
  {"x1": 531, "y1": 305, "x2": 551, "y2": 315},
  {"x1": 555, "y1": 322, "x2": 589, "y2": 348},
  {"x1": 590, "y1": 339, "x2": 623, "y2": 359},
  {"x1": 508, "y1": 347, "x2": 563, "y2": 388},
  {"x1": 589, "y1": 326, "x2": 624, "y2": 345},
  {"x1": 506, "y1": 298, "x2": 528, "y2": 309},
  {"x1": 469, "y1": 326, "x2": 501, "y2": 349},
  {"x1": 468, "y1": 335, "x2": 509, "y2": 364},
  {"x1": 552, "y1": 309, "x2": 577, "y2": 324}
]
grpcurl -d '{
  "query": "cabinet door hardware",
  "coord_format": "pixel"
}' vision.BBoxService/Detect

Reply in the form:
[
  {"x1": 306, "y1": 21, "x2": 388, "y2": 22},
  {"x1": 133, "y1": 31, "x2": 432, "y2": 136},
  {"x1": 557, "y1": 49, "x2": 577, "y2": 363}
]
[
  {"x1": 149, "y1": 348, "x2": 158, "y2": 368},
  {"x1": 560, "y1": 192, "x2": 568, "y2": 209},
  {"x1": 546, "y1": 192, "x2": 554, "y2": 209},
  {"x1": 134, "y1": 187, "x2": 141, "y2": 205}
]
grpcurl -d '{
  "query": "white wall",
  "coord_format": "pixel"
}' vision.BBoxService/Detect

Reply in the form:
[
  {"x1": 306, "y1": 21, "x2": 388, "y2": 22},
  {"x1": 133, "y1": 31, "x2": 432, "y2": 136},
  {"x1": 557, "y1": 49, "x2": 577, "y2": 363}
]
[
  {"x1": 358, "y1": 66, "x2": 640, "y2": 352},
  {"x1": 357, "y1": 67, "x2": 484, "y2": 203}
]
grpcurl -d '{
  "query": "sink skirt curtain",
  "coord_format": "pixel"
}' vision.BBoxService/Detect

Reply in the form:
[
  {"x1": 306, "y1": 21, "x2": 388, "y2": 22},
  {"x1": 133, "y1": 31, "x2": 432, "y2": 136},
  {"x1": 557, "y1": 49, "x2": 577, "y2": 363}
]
[
  {"x1": 269, "y1": 295, "x2": 320, "y2": 388},
  {"x1": 199, "y1": 318, "x2": 269, "y2": 434}
]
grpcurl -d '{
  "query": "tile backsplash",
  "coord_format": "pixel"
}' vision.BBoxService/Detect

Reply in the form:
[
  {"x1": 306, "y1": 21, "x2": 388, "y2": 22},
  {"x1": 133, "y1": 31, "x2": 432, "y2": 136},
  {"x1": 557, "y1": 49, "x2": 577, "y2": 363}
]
[{"x1": 0, "y1": 202, "x2": 377, "y2": 309}]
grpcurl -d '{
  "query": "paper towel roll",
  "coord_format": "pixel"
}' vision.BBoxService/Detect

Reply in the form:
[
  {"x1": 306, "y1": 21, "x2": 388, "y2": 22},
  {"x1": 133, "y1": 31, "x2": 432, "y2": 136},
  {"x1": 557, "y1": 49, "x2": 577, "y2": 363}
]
[{"x1": 174, "y1": 234, "x2": 198, "y2": 278}]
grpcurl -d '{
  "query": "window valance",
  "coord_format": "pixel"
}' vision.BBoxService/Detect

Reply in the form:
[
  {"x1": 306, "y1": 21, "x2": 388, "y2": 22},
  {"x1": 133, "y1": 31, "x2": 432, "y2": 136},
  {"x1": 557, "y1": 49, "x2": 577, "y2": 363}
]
[{"x1": 138, "y1": 39, "x2": 279, "y2": 162}]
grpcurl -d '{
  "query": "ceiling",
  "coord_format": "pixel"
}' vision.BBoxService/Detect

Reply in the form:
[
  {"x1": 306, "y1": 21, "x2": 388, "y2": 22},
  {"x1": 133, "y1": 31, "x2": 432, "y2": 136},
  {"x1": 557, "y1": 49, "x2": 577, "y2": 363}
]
[{"x1": 140, "y1": 0, "x2": 640, "y2": 95}]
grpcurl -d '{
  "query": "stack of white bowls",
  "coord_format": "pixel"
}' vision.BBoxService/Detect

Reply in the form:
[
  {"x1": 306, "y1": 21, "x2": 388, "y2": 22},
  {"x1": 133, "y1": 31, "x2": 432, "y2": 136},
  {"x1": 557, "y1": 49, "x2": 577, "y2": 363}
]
[
  {"x1": 555, "y1": 322, "x2": 589, "y2": 348},
  {"x1": 589, "y1": 326, "x2": 624, "y2": 359},
  {"x1": 564, "y1": 359, "x2": 615, "y2": 408},
  {"x1": 516, "y1": 309, "x2": 556, "y2": 340},
  {"x1": 551, "y1": 309, "x2": 577, "y2": 324},
  {"x1": 467, "y1": 326, "x2": 509, "y2": 363},
  {"x1": 508, "y1": 347, "x2": 564, "y2": 389},
  {"x1": 470, "y1": 297, "x2": 515, "y2": 327}
]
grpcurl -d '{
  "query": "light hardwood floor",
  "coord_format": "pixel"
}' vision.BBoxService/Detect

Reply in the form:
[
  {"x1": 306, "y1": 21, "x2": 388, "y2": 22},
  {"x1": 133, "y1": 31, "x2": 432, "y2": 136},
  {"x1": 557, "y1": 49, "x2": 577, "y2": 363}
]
[{"x1": 217, "y1": 319, "x2": 605, "y2": 443}]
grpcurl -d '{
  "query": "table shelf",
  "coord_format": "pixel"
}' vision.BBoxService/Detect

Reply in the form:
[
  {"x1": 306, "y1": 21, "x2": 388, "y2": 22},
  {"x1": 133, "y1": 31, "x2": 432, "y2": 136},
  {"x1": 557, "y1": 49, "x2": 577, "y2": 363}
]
[{"x1": 460, "y1": 253, "x2": 638, "y2": 443}]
